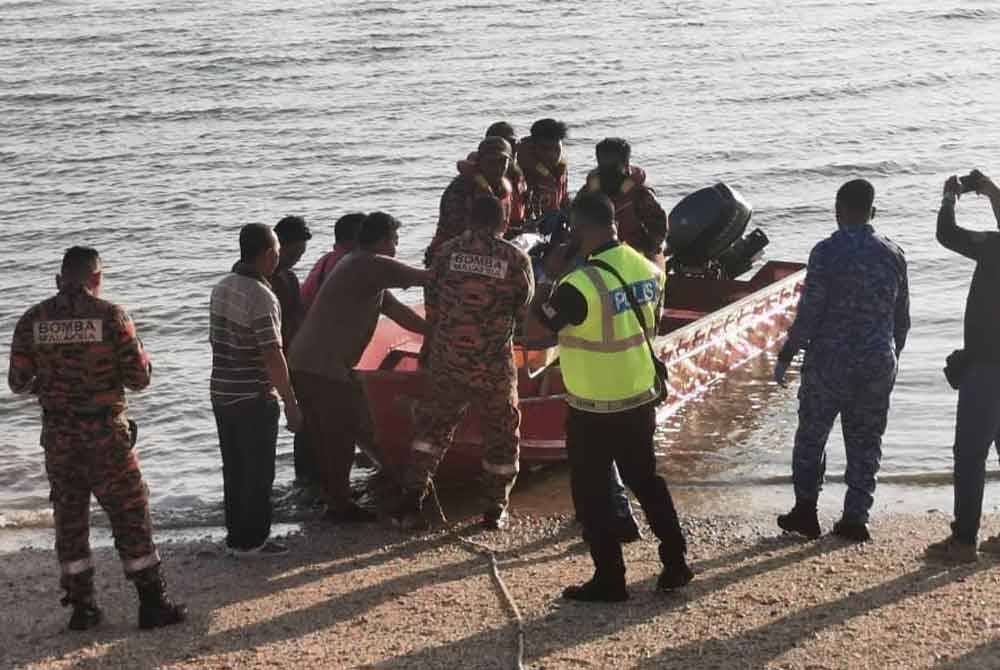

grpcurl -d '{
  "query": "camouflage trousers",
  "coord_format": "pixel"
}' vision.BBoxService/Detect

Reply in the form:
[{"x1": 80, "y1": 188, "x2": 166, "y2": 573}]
[
  {"x1": 792, "y1": 350, "x2": 897, "y2": 523},
  {"x1": 405, "y1": 374, "x2": 521, "y2": 510},
  {"x1": 41, "y1": 410, "x2": 159, "y2": 589}
]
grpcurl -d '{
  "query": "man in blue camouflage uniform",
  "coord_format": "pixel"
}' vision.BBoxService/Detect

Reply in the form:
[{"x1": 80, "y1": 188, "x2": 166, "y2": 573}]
[
  {"x1": 8, "y1": 247, "x2": 186, "y2": 631},
  {"x1": 773, "y1": 179, "x2": 910, "y2": 542}
]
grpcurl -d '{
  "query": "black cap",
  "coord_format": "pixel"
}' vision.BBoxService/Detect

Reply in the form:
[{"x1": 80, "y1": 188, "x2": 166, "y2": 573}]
[{"x1": 274, "y1": 215, "x2": 312, "y2": 243}]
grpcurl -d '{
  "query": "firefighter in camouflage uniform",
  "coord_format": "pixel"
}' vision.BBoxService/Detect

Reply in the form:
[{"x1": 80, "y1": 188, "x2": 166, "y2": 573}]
[
  {"x1": 395, "y1": 196, "x2": 534, "y2": 530},
  {"x1": 7, "y1": 246, "x2": 186, "y2": 631},
  {"x1": 773, "y1": 180, "x2": 910, "y2": 543}
]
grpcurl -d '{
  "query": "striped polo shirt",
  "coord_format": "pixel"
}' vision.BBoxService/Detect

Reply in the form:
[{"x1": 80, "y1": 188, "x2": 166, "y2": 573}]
[{"x1": 209, "y1": 271, "x2": 282, "y2": 405}]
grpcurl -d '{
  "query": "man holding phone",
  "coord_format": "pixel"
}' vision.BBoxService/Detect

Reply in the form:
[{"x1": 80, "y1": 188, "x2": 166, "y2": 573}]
[{"x1": 926, "y1": 170, "x2": 1000, "y2": 562}]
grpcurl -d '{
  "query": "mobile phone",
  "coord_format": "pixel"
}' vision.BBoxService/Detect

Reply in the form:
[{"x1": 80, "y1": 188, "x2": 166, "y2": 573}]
[{"x1": 959, "y1": 172, "x2": 981, "y2": 194}]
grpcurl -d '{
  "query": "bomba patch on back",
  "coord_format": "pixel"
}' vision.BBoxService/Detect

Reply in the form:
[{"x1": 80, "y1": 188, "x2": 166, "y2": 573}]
[
  {"x1": 450, "y1": 253, "x2": 509, "y2": 279},
  {"x1": 34, "y1": 319, "x2": 103, "y2": 344}
]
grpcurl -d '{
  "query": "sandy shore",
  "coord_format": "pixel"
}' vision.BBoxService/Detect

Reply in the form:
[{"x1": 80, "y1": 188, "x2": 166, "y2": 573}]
[{"x1": 2, "y1": 511, "x2": 1000, "y2": 670}]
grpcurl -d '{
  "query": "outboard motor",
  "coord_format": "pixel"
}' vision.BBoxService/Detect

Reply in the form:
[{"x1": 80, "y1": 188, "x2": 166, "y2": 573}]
[{"x1": 666, "y1": 183, "x2": 769, "y2": 279}]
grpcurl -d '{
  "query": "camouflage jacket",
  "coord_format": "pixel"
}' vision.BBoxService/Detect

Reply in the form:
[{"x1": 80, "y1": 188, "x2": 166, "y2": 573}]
[
  {"x1": 8, "y1": 287, "x2": 151, "y2": 414},
  {"x1": 425, "y1": 229, "x2": 534, "y2": 382},
  {"x1": 779, "y1": 223, "x2": 910, "y2": 364},
  {"x1": 425, "y1": 171, "x2": 513, "y2": 266}
]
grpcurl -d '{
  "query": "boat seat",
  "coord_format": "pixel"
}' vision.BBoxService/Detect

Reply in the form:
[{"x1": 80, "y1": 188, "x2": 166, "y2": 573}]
[{"x1": 378, "y1": 348, "x2": 421, "y2": 372}]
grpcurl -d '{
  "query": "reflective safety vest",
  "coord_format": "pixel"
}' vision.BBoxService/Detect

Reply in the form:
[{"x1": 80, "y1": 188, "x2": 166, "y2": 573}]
[{"x1": 557, "y1": 243, "x2": 666, "y2": 412}]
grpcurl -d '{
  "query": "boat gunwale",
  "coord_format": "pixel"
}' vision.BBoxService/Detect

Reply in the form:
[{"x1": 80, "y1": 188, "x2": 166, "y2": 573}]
[{"x1": 358, "y1": 266, "x2": 806, "y2": 397}]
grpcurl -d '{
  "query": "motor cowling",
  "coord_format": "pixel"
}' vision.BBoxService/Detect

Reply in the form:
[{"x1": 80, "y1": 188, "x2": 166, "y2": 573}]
[{"x1": 667, "y1": 183, "x2": 768, "y2": 278}]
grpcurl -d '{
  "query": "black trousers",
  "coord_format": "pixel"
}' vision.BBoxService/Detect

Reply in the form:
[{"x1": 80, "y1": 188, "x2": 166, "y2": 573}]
[
  {"x1": 213, "y1": 397, "x2": 279, "y2": 550},
  {"x1": 566, "y1": 402, "x2": 687, "y2": 581}
]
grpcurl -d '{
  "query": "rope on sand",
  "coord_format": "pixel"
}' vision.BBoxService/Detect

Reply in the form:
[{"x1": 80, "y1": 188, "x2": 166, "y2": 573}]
[{"x1": 428, "y1": 480, "x2": 526, "y2": 670}]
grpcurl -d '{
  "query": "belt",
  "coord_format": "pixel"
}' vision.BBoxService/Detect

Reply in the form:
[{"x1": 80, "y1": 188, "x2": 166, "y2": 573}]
[{"x1": 566, "y1": 388, "x2": 658, "y2": 414}]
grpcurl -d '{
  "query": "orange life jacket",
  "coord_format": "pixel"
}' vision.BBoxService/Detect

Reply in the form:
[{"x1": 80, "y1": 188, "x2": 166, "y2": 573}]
[
  {"x1": 517, "y1": 139, "x2": 569, "y2": 219},
  {"x1": 585, "y1": 166, "x2": 653, "y2": 249},
  {"x1": 457, "y1": 156, "x2": 515, "y2": 231}
]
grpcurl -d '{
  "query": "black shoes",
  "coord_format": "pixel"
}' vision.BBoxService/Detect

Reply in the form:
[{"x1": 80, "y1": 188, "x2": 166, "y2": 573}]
[
  {"x1": 657, "y1": 561, "x2": 694, "y2": 591},
  {"x1": 832, "y1": 518, "x2": 871, "y2": 543},
  {"x1": 562, "y1": 577, "x2": 629, "y2": 603},
  {"x1": 67, "y1": 600, "x2": 103, "y2": 631},
  {"x1": 777, "y1": 503, "x2": 821, "y2": 539}
]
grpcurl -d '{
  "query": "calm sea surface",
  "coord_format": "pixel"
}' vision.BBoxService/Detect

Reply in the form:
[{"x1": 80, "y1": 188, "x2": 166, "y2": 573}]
[{"x1": 4, "y1": 0, "x2": 1000, "y2": 537}]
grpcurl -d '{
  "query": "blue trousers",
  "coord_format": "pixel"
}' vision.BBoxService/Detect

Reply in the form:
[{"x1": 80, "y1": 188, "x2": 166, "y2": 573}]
[
  {"x1": 791, "y1": 350, "x2": 897, "y2": 523},
  {"x1": 951, "y1": 363, "x2": 1000, "y2": 544}
]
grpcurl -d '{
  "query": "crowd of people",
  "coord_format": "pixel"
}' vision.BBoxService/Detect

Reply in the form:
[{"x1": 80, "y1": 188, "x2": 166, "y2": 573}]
[{"x1": 8, "y1": 115, "x2": 1000, "y2": 628}]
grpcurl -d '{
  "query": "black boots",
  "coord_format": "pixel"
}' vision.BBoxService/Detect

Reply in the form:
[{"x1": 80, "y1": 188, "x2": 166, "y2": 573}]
[
  {"x1": 563, "y1": 540, "x2": 629, "y2": 602},
  {"x1": 62, "y1": 569, "x2": 102, "y2": 631},
  {"x1": 777, "y1": 501, "x2": 821, "y2": 539},
  {"x1": 832, "y1": 518, "x2": 871, "y2": 542},
  {"x1": 62, "y1": 566, "x2": 186, "y2": 630},
  {"x1": 657, "y1": 560, "x2": 694, "y2": 591},
  {"x1": 134, "y1": 567, "x2": 187, "y2": 630},
  {"x1": 562, "y1": 576, "x2": 629, "y2": 602}
]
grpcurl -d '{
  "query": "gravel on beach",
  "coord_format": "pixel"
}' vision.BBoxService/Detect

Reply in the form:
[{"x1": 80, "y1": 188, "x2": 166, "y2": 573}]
[{"x1": 3, "y1": 512, "x2": 1000, "y2": 670}]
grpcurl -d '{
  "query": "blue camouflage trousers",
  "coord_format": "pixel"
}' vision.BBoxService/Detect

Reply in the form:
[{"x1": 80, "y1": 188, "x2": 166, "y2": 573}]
[{"x1": 792, "y1": 349, "x2": 897, "y2": 523}]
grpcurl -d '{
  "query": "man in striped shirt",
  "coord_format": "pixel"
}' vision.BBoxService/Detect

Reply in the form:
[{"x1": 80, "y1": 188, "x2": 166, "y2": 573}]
[{"x1": 209, "y1": 223, "x2": 302, "y2": 556}]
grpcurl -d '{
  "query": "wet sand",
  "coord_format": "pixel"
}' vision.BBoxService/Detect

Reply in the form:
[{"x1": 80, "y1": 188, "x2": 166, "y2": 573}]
[{"x1": 3, "y1": 510, "x2": 1000, "y2": 670}]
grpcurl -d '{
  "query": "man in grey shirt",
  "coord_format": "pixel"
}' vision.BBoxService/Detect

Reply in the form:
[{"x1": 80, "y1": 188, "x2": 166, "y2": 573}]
[
  {"x1": 289, "y1": 212, "x2": 427, "y2": 522},
  {"x1": 210, "y1": 223, "x2": 302, "y2": 555}
]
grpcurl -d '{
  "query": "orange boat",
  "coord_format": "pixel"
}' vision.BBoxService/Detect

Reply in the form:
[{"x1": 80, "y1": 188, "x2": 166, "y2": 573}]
[
  {"x1": 355, "y1": 184, "x2": 807, "y2": 477},
  {"x1": 356, "y1": 259, "x2": 804, "y2": 476}
]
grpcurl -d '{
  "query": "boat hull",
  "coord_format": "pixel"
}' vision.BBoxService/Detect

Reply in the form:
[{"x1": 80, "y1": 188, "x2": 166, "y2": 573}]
[{"x1": 355, "y1": 261, "x2": 806, "y2": 478}]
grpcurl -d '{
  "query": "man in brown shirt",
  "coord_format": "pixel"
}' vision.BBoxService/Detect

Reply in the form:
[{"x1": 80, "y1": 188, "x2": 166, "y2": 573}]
[{"x1": 288, "y1": 212, "x2": 428, "y2": 522}]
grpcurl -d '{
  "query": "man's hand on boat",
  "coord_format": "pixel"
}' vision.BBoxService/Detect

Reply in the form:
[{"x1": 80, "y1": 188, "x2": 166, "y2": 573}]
[{"x1": 773, "y1": 359, "x2": 790, "y2": 388}]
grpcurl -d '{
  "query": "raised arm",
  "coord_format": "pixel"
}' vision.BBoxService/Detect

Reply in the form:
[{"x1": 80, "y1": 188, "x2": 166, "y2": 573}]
[{"x1": 937, "y1": 175, "x2": 994, "y2": 261}]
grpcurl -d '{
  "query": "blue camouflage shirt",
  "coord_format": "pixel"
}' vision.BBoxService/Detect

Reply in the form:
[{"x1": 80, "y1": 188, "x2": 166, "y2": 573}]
[{"x1": 778, "y1": 223, "x2": 909, "y2": 364}]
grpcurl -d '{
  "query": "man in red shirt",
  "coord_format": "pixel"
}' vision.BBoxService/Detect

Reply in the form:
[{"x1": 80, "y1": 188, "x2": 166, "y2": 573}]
[{"x1": 301, "y1": 213, "x2": 366, "y2": 314}]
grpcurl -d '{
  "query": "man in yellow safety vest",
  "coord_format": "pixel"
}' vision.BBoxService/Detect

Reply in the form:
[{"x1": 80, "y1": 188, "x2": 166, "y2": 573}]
[{"x1": 530, "y1": 191, "x2": 692, "y2": 602}]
